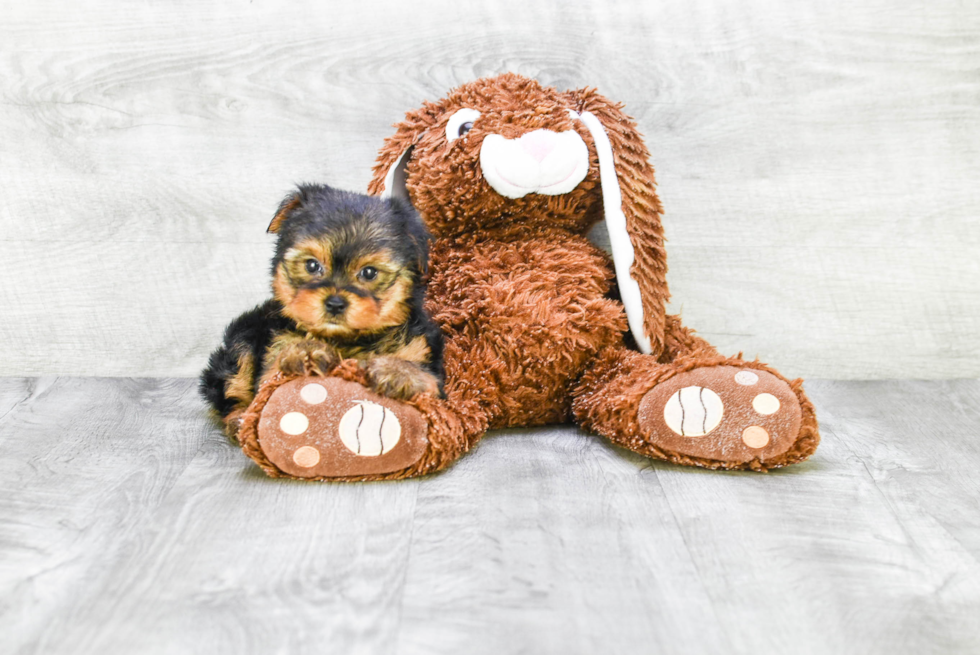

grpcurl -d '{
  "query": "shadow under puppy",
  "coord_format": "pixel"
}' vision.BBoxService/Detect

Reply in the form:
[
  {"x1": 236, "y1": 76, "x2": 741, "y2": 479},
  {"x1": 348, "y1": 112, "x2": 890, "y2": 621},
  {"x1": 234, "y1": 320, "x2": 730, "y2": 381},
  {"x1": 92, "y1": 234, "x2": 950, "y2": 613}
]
[{"x1": 200, "y1": 183, "x2": 444, "y2": 438}]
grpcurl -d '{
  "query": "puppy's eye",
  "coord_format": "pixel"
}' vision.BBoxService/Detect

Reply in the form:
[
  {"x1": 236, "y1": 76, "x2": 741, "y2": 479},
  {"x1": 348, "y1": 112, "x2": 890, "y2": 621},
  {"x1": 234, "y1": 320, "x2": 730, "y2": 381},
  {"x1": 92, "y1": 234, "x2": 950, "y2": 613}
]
[
  {"x1": 305, "y1": 259, "x2": 323, "y2": 275},
  {"x1": 445, "y1": 108, "x2": 481, "y2": 143},
  {"x1": 359, "y1": 266, "x2": 378, "y2": 281}
]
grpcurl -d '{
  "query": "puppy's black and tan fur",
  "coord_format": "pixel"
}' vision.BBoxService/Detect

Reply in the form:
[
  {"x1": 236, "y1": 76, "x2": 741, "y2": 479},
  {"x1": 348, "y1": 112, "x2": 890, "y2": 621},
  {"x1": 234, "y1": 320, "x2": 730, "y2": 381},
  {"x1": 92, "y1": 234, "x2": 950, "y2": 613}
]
[{"x1": 200, "y1": 183, "x2": 444, "y2": 437}]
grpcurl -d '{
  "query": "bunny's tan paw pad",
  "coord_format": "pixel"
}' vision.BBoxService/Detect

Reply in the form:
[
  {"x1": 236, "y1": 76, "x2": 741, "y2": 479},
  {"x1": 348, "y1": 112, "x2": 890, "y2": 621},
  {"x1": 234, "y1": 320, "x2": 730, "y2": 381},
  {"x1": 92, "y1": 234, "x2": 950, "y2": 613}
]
[
  {"x1": 256, "y1": 376, "x2": 427, "y2": 479},
  {"x1": 638, "y1": 366, "x2": 803, "y2": 466}
]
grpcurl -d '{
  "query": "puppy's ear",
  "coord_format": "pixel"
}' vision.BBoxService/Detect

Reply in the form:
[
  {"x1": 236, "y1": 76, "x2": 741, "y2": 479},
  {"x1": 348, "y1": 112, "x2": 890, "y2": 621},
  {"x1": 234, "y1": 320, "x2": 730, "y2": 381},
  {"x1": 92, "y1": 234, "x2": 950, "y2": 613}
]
[
  {"x1": 368, "y1": 101, "x2": 445, "y2": 201},
  {"x1": 564, "y1": 87, "x2": 668, "y2": 358},
  {"x1": 267, "y1": 189, "x2": 304, "y2": 234}
]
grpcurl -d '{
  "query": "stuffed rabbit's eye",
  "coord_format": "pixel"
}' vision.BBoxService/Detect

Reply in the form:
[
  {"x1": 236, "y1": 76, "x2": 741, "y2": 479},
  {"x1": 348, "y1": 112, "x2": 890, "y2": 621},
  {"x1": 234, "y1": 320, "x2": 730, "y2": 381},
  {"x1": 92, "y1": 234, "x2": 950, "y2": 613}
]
[
  {"x1": 445, "y1": 108, "x2": 481, "y2": 142},
  {"x1": 305, "y1": 259, "x2": 323, "y2": 275}
]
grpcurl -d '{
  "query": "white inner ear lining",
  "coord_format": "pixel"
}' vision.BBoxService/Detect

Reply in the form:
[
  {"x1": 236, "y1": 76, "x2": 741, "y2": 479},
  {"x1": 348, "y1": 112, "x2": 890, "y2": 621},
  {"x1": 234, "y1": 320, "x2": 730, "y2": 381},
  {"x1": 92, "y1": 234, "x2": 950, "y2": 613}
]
[
  {"x1": 576, "y1": 111, "x2": 653, "y2": 355},
  {"x1": 380, "y1": 142, "x2": 417, "y2": 201}
]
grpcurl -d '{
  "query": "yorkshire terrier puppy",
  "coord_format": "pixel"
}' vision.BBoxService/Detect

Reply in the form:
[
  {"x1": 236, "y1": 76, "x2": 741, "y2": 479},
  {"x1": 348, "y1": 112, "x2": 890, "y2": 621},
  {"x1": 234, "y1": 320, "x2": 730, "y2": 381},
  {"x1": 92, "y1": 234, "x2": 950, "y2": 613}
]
[{"x1": 200, "y1": 183, "x2": 444, "y2": 437}]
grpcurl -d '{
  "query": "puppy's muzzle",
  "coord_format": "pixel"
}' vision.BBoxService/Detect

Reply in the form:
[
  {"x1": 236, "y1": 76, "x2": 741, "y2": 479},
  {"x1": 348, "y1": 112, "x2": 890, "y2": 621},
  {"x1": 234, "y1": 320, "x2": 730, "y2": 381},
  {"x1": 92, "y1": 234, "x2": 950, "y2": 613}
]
[{"x1": 324, "y1": 295, "x2": 348, "y2": 316}]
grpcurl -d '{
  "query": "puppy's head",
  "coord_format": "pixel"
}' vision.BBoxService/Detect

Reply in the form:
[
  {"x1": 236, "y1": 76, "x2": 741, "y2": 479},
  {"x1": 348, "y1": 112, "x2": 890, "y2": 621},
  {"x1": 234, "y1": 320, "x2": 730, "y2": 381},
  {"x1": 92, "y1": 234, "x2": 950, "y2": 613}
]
[{"x1": 267, "y1": 184, "x2": 429, "y2": 339}]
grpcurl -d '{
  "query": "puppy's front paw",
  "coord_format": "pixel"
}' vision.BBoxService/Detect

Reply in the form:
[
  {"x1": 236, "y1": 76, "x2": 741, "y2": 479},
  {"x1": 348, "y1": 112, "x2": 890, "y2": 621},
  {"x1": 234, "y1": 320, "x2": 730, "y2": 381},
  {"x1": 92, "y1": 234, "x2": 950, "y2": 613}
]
[
  {"x1": 277, "y1": 339, "x2": 340, "y2": 377},
  {"x1": 364, "y1": 357, "x2": 441, "y2": 401}
]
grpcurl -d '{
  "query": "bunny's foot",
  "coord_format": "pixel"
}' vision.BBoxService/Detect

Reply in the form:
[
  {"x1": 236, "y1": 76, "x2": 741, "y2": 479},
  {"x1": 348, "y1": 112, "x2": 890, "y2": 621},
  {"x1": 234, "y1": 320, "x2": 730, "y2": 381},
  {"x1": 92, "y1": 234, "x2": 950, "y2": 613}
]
[
  {"x1": 574, "y1": 349, "x2": 820, "y2": 471},
  {"x1": 237, "y1": 363, "x2": 469, "y2": 481},
  {"x1": 637, "y1": 365, "x2": 807, "y2": 467}
]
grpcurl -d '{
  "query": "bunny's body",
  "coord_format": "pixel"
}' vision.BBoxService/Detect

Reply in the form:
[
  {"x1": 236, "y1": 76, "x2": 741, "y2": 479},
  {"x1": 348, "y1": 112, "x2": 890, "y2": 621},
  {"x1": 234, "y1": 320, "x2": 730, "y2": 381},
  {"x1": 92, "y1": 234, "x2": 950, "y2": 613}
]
[
  {"x1": 426, "y1": 228, "x2": 625, "y2": 429},
  {"x1": 235, "y1": 74, "x2": 820, "y2": 480}
]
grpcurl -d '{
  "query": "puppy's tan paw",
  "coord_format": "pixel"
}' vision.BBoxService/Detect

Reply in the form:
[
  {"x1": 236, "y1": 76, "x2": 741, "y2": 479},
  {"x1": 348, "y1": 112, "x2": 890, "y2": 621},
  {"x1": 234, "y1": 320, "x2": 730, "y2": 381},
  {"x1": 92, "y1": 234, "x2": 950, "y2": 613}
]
[
  {"x1": 277, "y1": 340, "x2": 340, "y2": 377},
  {"x1": 364, "y1": 357, "x2": 441, "y2": 401},
  {"x1": 222, "y1": 408, "x2": 246, "y2": 443}
]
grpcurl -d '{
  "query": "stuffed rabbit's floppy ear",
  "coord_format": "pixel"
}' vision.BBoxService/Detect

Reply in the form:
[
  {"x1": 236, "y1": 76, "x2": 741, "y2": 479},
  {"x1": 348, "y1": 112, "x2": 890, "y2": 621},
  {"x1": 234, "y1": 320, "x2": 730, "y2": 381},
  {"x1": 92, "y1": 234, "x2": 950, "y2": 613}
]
[
  {"x1": 368, "y1": 101, "x2": 444, "y2": 200},
  {"x1": 565, "y1": 88, "x2": 669, "y2": 358}
]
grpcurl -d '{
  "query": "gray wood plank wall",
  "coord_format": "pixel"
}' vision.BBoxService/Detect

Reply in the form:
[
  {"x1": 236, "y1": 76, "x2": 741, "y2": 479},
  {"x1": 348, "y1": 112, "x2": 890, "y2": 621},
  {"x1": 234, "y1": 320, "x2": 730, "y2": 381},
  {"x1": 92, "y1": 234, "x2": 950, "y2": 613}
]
[{"x1": 1, "y1": 0, "x2": 978, "y2": 378}]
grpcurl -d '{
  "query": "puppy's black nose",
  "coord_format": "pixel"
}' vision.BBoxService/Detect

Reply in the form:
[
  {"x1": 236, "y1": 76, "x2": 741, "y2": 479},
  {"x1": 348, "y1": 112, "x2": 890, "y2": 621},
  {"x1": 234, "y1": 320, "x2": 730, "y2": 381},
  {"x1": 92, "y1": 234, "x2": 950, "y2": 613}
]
[{"x1": 324, "y1": 295, "x2": 348, "y2": 316}]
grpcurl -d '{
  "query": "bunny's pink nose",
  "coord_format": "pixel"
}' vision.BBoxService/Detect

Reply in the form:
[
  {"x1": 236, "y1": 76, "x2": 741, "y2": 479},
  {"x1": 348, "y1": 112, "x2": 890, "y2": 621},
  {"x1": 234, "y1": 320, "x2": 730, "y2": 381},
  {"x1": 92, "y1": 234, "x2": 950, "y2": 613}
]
[{"x1": 519, "y1": 130, "x2": 559, "y2": 162}]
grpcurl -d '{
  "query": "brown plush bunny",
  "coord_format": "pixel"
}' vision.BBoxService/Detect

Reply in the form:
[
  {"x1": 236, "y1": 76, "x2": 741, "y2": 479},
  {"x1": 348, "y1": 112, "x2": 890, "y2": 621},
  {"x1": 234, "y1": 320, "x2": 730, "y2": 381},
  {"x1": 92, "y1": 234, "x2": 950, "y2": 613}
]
[{"x1": 236, "y1": 73, "x2": 819, "y2": 480}]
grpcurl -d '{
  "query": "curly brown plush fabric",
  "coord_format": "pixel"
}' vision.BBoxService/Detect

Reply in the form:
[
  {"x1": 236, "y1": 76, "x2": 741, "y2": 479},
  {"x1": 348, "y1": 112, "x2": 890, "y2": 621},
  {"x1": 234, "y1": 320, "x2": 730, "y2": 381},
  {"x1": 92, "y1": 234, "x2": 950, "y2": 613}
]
[
  {"x1": 238, "y1": 73, "x2": 819, "y2": 480},
  {"x1": 367, "y1": 73, "x2": 819, "y2": 473}
]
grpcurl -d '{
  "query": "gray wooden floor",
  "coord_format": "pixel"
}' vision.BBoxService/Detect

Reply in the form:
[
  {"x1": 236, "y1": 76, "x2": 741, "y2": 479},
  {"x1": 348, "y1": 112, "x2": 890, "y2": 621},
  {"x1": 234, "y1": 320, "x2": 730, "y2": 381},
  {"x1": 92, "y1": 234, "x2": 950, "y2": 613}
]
[{"x1": 1, "y1": 378, "x2": 978, "y2": 654}]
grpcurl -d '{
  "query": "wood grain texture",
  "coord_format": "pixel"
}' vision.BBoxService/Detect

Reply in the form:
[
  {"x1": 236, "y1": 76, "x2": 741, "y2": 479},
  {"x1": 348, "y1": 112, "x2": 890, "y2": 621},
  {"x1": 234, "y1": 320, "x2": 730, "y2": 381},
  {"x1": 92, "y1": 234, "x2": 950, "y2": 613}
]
[
  {"x1": 0, "y1": 0, "x2": 978, "y2": 377},
  {"x1": 1, "y1": 377, "x2": 979, "y2": 654},
  {"x1": 0, "y1": 378, "x2": 421, "y2": 654}
]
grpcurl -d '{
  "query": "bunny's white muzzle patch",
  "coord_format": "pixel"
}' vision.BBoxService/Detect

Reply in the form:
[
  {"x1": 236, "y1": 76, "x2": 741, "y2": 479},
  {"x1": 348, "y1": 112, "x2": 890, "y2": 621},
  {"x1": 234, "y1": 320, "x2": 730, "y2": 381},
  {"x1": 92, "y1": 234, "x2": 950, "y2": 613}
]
[{"x1": 479, "y1": 129, "x2": 590, "y2": 199}]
